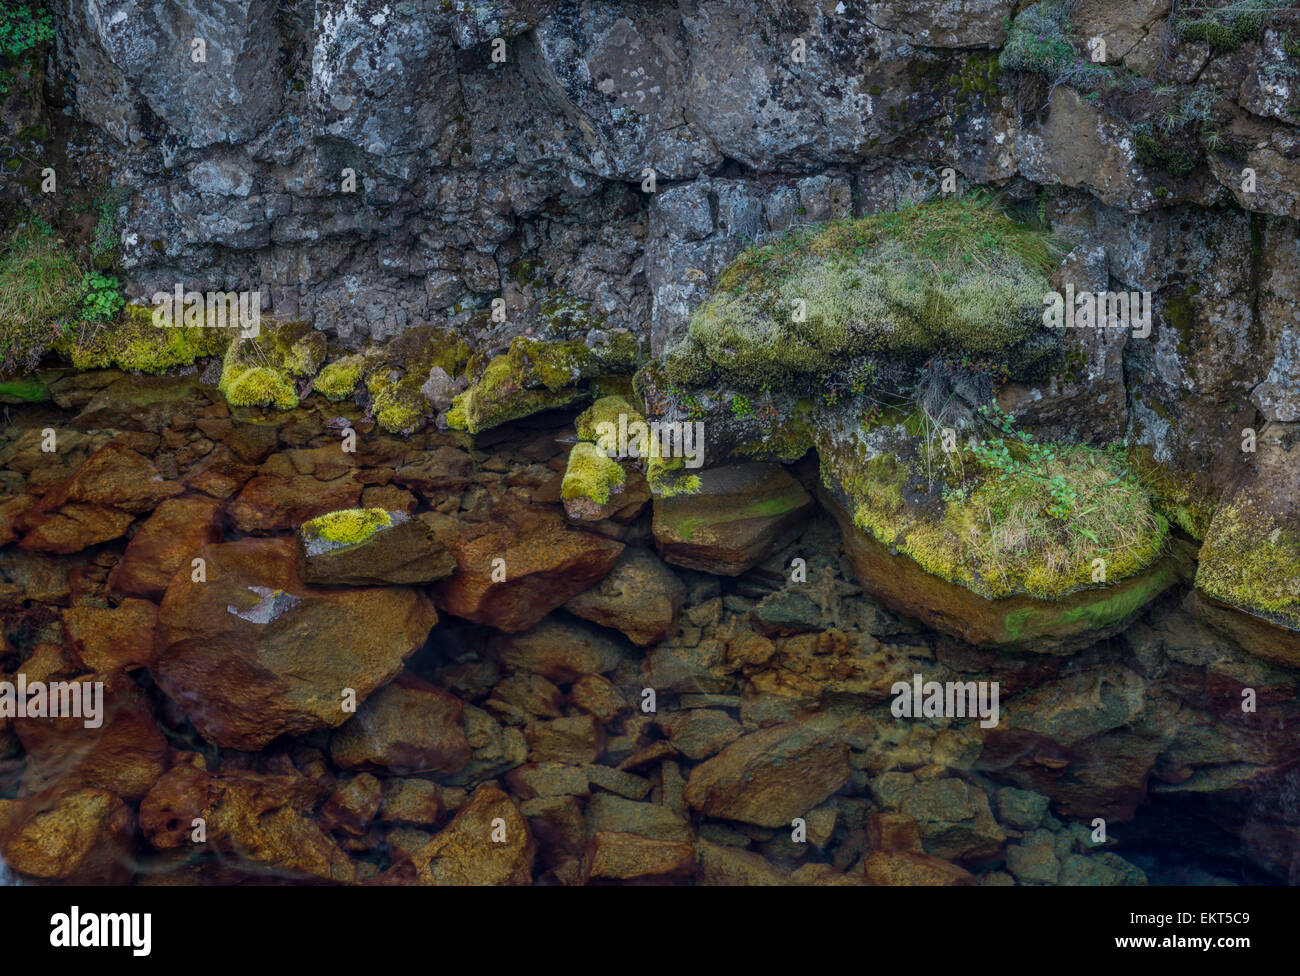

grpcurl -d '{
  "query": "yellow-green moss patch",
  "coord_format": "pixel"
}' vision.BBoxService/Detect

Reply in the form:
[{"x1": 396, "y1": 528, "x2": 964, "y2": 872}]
[
  {"x1": 576, "y1": 395, "x2": 642, "y2": 442},
  {"x1": 302, "y1": 508, "x2": 394, "y2": 548},
  {"x1": 1196, "y1": 499, "x2": 1300, "y2": 630},
  {"x1": 447, "y1": 334, "x2": 640, "y2": 434},
  {"x1": 823, "y1": 430, "x2": 1168, "y2": 601},
  {"x1": 561, "y1": 442, "x2": 626, "y2": 506},
  {"x1": 315, "y1": 354, "x2": 366, "y2": 401}
]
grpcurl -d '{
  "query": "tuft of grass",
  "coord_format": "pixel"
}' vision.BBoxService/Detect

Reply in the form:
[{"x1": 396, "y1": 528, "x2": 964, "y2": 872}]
[
  {"x1": 999, "y1": 0, "x2": 1113, "y2": 91},
  {"x1": 0, "y1": 221, "x2": 82, "y2": 372},
  {"x1": 1175, "y1": 0, "x2": 1287, "y2": 51}
]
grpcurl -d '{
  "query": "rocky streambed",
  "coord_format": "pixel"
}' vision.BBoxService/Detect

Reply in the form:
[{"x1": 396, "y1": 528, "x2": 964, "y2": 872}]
[{"x1": 1, "y1": 369, "x2": 1296, "y2": 886}]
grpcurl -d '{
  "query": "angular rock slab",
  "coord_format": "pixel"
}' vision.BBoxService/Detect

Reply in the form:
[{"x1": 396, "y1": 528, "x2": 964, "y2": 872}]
[
  {"x1": 434, "y1": 501, "x2": 623, "y2": 632},
  {"x1": 297, "y1": 510, "x2": 460, "y2": 585},
  {"x1": 822, "y1": 488, "x2": 1182, "y2": 653},
  {"x1": 153, "y1": 537, "x2": 437, "y2": 750},
  {"x1": 653, "y1": 462, "x2": 813, "y2": 575},
  {"x1": 683, "y1": 715, "x2": 850, "y2": 828}
]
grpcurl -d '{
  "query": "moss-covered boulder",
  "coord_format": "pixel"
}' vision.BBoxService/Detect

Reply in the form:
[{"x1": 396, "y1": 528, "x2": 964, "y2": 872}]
[
  {"x1": 65, "y1": 303, "x2": 230, "y2": 374},
  {"x1": 815, "y1": 407, "x2": 1175, "y2": 651},
  {"x1": 662, "y1": 194, "x2": 1061, "y2": 393},
  {"x1": 1193, "y1": 422, "x2": 1300, "y2": 666},
  {"x1": 446, "y1": 333, "x2": 640, "y2": 434}
]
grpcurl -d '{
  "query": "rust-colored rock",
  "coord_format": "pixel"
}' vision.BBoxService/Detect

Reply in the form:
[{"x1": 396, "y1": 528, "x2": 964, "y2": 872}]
[
  {"x1": 153, "y1": 537, "x2": 437, "y2": 750},
  {"x1": 434, "y1": 500, "x2": 623, "y2": 632},
  {"x1": 62, "y1": 599, "x2": 159, "y2": 671},
  {"x1": 377, "y1": 783, "x2": 534, "y2": 885},
  {"x1": 140, "y1": 761, "x2": 355, "y2": 883},
  {"x1": 14, "y1": 671, "x2": 169, "y2": 801},
  {"x1": 861, "y1": 851, "x2": 974, "y2": 886},
  {"x1": 108, "y1": 495, "x2": 224, "y2": 600},
  {"x1": 42, "y1": 442, "x2": 182, "y2": 514},
  {"x1": 227, "y1": 474, "x2": 362, "y2": 534},
  {"x1": 18, "y1": 502, "x2": 135, "y2": 554},
  {"x1": 683, "y1": 716, "x2": 850, "y2": 827},
  {"x1": 0, "y1": 784, "x2": 136, "y2": 883},
  {"x1": 584, "y1": 831, "x2": 696, "y2": 882},
  {"x1": 330, "y1": 672, "x2": 471, "y2": 775}
]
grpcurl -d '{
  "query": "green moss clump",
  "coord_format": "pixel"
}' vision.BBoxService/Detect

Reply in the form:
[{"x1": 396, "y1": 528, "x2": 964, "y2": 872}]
[
  {"x1": 218, "y1": 320, "x2": 326, "y2": 410},
  {"x1": 1176, "y1": 1, "x2": 1277, "y2": 51},
  {"x1": 822, "y1": 427, "x2": 1168, "y2": 601},
  {"x1": 646, "y1": 453, "x2": 702, "y2": 497},
  {"x1": 1134, "y1": 125, "x2": 1200, "y2": 177},
  {"x1": 1196, "y1": 498, "x2": 1300, "y2": 629},
  {"x1": 362, "y1": 325, "x2": 472, "y2": 434},
  {"x1": 561, "y1": 442, "x2": 626, "y2": 506},
  {"x1": 665, "y1": 194, "x2": 1061, "y2": 393},
  {"x1": 222, "y1": 364, "x2": 298, "y2": 409},
  {"x1": 315, "y1": 354, "x2": 366, "y2": 401},
  {"x1": 576, "y1": 395, "x2": 641, "y2": 442},
  {"x1": 65, "y1": 303, "x2": 229, "y2": 373},
  {"x1": 446, "y1": 333, "x2": 641, "y2": 434},
  {"x1": 304, "y1": 508, "x2": 393, "y2": 547}
]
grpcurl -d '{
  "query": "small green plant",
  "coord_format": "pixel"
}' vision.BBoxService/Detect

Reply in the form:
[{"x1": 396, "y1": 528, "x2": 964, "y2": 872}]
[
  {"x1": 730, "y1": 393, "x2": 753, "y2": 418},
  {"x1": 0, "y1": 2, "x2": 53, "y2": 96},
  {"x1": 90, "y1": 190, "x2": 126, "y2": 270},
  {"x1": 78, "y1": 271, "x2": 124, "y2": 322}
]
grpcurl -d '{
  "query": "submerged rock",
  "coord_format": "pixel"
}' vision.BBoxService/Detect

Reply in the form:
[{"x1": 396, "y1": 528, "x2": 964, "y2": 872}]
[
  {"x1": 652, "y1": 462, "x2": 813, "y2": 575},
  {"x1": 564, "y1": 547, "x2": 686, "y2": 646},
  {"x1": 434, "y1": 499, "x2": 624, "y2": 632},
  {"x1": 140, "y1": 760, "x2": 355, "y2": 883},
  {"x1": 1193, "y1": 421, "x2": 1300, "y2": 666},
  {"x1": 297, "y1": 508, "x2": 460, "y2": 585},
  {"x1": 153, "y1": 537, "x2": 437, "y2": 750},
  {"x1": 683, "y1": 716, "x2": 850, "y2": 827}
]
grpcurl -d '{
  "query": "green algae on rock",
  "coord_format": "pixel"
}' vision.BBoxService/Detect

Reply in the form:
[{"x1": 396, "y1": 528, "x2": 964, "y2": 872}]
[
  {"x1": 663, "y1": 194, "x2": 1062, "y2": 393},
  {"x1": 446, "y1": 333, "x2": 640, "y2": 434},
  {"x1": 652, "y1": 462, "x2": 813, "y2": 575}
]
